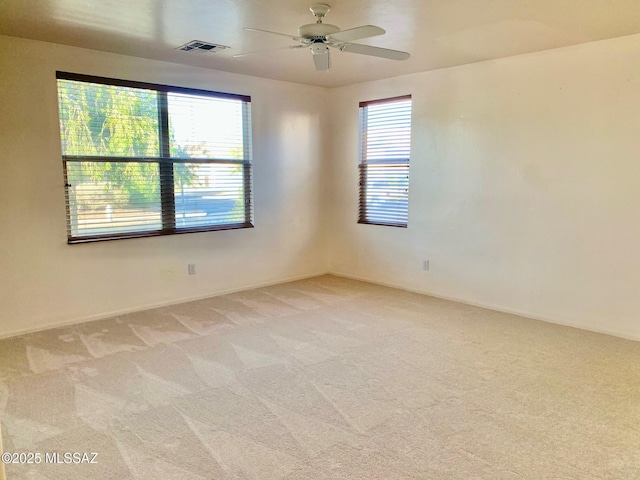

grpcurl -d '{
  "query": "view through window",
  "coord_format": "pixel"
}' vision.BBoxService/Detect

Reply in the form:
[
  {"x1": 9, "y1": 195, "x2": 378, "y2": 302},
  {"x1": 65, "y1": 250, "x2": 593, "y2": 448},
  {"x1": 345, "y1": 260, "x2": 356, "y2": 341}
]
[
  {"x1": 358, "y1": 95, "x2": 412, "y2": 227},
  {"x1": 56, "y1": 73, "x2": 253, "y2": 243}
]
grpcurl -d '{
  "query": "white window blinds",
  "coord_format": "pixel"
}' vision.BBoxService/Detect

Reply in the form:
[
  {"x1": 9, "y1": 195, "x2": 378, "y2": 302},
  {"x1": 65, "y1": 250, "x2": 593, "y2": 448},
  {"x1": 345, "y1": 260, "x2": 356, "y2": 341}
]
[
  {"x1": 56, "y1": 72, "x2": 253, "y2": 243},
  {"x1": 358, "y1": 96, "x2": 412, "y2": 227}
]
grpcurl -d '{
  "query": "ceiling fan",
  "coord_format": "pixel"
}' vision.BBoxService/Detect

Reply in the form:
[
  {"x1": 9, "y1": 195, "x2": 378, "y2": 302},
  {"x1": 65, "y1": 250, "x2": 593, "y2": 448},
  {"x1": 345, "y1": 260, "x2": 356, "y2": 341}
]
[{"x1": 234, "y1": 3, "x2": 410, "y2": 71}]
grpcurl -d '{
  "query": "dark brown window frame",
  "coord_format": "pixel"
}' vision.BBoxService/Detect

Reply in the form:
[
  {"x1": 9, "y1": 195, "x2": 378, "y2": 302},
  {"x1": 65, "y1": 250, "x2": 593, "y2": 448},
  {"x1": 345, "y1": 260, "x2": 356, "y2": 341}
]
[
  {"x1": 358, "y1": 95, "x2": 412, "y2": 228},
  {"x1": 56, "y1": 72, "x2": 253, "y2": 244}
]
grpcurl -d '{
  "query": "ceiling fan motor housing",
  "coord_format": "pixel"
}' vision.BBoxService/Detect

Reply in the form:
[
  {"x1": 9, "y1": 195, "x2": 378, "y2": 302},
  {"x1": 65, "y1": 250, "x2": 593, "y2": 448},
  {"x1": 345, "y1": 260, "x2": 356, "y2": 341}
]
[{"x1": 298, "y1": 23, "x2": 340, "y2": 40}]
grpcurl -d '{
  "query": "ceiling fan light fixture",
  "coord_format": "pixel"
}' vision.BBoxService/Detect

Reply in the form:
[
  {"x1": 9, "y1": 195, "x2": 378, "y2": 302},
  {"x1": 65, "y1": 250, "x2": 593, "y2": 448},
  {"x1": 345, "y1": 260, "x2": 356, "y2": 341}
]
[{"x1": 310, "y1": 43, "x2": 330, "y2": 55}]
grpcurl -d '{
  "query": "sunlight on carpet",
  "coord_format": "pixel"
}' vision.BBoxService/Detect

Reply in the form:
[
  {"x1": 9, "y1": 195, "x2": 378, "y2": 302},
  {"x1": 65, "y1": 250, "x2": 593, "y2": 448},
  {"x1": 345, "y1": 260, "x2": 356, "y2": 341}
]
[{"x1": 1, "y1": 275, "x2": 640, "y2": 479}]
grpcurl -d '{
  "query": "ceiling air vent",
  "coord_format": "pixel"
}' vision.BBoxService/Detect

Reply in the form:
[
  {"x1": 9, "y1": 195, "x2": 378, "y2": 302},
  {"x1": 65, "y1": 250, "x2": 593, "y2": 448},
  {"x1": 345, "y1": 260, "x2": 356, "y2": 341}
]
[{"x1": 177, "y1": 40, "x2": 229, "y2": 54}]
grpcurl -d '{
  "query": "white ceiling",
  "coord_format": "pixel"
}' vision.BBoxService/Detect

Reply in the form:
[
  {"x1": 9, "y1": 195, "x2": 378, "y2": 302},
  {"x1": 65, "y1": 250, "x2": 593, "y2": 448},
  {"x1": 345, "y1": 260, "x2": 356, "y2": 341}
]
[{"x1": 1, "y1": 0, "x2": 640, "y2": 87}]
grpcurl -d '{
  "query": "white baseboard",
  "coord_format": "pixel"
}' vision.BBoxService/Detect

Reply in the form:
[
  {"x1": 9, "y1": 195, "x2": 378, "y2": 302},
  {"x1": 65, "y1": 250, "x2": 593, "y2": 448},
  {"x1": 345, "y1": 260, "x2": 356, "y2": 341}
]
[
  {"x1": 0, "y1": 270, "x2": 330, "y2": 340},
  {"x1": 330, "y1": 270, "x2": 640, "y2": 343},
  {"x1": 5, "y1": 268, "x2": 638, "y2": 345}
]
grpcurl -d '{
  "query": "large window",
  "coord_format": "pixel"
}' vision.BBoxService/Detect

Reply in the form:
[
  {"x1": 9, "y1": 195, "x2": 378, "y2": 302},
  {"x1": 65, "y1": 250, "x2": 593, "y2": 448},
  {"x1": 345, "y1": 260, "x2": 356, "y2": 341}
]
[
  {"x1": 56, "y1": 72, "x2": 253, "y2": 243},
  {"x1": 358, "y1": 95, "x2": 412, "y2": 227}
]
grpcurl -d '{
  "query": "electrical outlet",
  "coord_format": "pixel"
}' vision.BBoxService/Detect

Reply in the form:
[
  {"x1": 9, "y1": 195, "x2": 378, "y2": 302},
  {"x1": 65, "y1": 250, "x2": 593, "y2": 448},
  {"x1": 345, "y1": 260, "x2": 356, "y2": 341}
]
[
  {"x1": 422, "y1": 260, "x2": 429, "y2": 271},
  {"x1": 188, "y1": 263, "x2": 196, "y2": 275}
]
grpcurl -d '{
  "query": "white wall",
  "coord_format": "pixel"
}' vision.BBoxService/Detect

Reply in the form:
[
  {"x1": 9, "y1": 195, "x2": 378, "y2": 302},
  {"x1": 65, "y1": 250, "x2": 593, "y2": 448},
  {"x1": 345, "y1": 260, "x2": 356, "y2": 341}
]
[
  {"x1": 3, "y1": 32, "x2": 640, "y2": 341},
  {"x1": 0, "y1": 35, "x2": 330, "y2": 337},
  {"x1": 328, "y1": 34, "x2": 640, "y2": 340}
]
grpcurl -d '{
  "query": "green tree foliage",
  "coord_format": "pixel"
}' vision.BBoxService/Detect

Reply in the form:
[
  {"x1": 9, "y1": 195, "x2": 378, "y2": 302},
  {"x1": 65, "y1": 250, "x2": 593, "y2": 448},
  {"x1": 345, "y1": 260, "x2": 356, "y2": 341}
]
[
  {"x1": 58, "y1": 80, "x2": 195, "y2": 206},
  {"x1": 58, "y1": 80, "x2": 247, "y2": 227}
]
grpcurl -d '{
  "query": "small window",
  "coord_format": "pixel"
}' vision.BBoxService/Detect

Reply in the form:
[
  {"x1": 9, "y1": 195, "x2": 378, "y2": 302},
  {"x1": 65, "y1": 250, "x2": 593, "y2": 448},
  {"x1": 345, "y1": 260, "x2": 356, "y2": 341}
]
[
  {"x1": 358, "y1": 95, "x2": 412, "y2": 227},
  {"x1": 56, "y1": 72, "x2": 253, "y2": 243}
]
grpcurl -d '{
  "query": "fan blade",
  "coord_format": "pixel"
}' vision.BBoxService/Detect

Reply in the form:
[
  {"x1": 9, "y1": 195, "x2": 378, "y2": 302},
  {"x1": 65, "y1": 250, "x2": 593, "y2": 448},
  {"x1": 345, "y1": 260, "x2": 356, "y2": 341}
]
[
  {"x1": 328, "y1": 25, "x2": 385, "y2": 43},
  {"x1": 233, "y1": 45, "x2": 303, "y2": 58},
  {"x1": 340, "y1": 43, "x2": 410, "y2": 60},
  {"x1": 313, "y1": 51, "x2": 330, "y2": 71},
  {"x1": 244, "y1": 27, "x2": 300, "y2": 41}
]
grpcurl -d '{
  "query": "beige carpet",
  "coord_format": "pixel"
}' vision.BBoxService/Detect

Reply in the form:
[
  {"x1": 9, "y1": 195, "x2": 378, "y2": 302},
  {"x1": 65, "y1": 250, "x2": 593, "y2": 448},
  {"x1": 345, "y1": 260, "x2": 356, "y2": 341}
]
[{"x1": 1, "y1": 275, "x2": 640, "y2": 479}]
